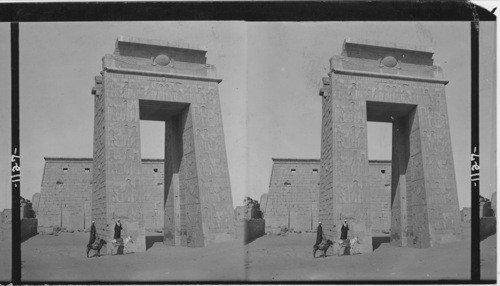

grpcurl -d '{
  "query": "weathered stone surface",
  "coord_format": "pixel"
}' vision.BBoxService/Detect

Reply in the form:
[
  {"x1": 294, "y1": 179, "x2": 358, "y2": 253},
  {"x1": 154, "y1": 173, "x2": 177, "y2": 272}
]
[
  {"x1": 259, "y1": 193, "x2": 268, "y2": 215},
  {"x1": 265, "y1": 159, "x2": 320, "y2": 232},
  {"x1": 31, "y1": 193, "x2": 41, "y2": 215},
  {"x1": 244, "y1": 219, "x2": 265, "y2": 243},
  {"x1": 0, "y1": 209, "x2": 12, "y2": 242},
  {"x1": 369, "y1": 161, "x2": 392, "y2": 235},
  {"x1": 37, "y1": 158, "x2": 164, "y2": 232},
  {"x1": 21, "y1": 218, "x2": 38, "y2": 242},
  {"x1": 234, "y1": 206, "x2": 245, "y2": 221},
  {"x1": 92, "y1": 36, "x2": 234, "y2": 252},
  {"x1": 461, "y1": 207, "x2": 471, "y2": 223},
  {"x1": 491, "y1": 192, "x2": 496, "y2": 217},
  {"x1": 319, "y1": 39, "x2": 461, "y2": 253},
  {"x1": 37, "y1": 158, "x2": 93, "y2": 231},
  {"x1": 264, "y1": 158, "x2": 391, "y2": 234}
]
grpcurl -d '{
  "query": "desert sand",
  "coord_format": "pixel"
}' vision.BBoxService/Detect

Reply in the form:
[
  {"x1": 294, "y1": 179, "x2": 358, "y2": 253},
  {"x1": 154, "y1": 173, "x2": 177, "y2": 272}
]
[
  {"x1": 18, "y1": 230, "x2": 496, "y2": 282},
  {"x1": 480, "y1": 234, "x2": 496, "y2": 280},
  {"x1": 0, "y1": 240, "x2": 12, "y2": 282},
  {"x1": 21, "y1": 232, "x2": 246, "y2": 282},
  {"x1": 246, "y1": 233, "x2": 478, "y2": 281}
]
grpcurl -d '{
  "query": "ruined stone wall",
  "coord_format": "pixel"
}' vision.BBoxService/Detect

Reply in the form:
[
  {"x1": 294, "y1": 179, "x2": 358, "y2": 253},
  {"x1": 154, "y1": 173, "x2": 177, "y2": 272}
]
[
  {"x1": 260, "y1": 193, "x2": 268, "y2": 215},
  {"x1": 234, "y1": 206, "x2": 245, "y2": 221},
  {"x1": 265, "y1": 158, "x2": 391, "y2": 233},
  {"x1": 244, "y1": 219, "x2": 265, "y2": 243},
  {"x1": 37, "y1": 158, "x2": 164, "y2": 232},
  {"x1": 21, "y1": 218, "x2": 38, "y2": 242},
  {"x1": 32, "y1": 193, "x2": 41, "y2": 214},
  {"x1": 21, "y1": 202, "x2": 35, "y2": 219}
]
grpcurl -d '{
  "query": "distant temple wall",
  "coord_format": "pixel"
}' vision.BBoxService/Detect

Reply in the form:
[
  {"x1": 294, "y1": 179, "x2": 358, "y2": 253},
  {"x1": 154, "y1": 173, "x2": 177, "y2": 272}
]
[
  {"x1": 36, "y1": 158, "x2": 164, "y2": 232},
  {"x1": 264, "y1": 158, "x2": 391, "y2": 233}
]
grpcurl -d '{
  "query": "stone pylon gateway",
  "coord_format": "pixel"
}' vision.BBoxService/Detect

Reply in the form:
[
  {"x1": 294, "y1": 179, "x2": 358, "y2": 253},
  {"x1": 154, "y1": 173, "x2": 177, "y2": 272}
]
[
  {"x1": 318, "y1": 38, "x2": 462, "y2": 253},
  {"x1": 91, "y1": 36, "x2": 235, "y2": 253}
]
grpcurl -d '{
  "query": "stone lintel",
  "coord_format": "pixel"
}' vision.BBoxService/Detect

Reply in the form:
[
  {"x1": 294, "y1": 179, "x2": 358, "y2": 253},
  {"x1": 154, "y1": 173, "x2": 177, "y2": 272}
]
[
  {"x1": 44, "y1": 157, "x2": 93, "y2": 162},
  {"x1": 116, "y1": 36, "x2": 208, "y2": 53},
  {"x1": 342, "y1": 37, "x2": 435, "y2": 65},
  {"x1": 104, "y1": 66, "x2": 223, "y2": 83},
  {"x1": 330, "y1": 53, "x2": 447, "y2": 85},
  {"x1": 330, "y1": 65, "x2": 449, "y2": 85},
  {"x1": 344, "y1": 38, "x2": 434, "y2": 54},
  {"x1": 115, "y1": 36, "x2": 207, "y2": 65},
  {"x1": 272, "y1": 158, "x2": 321, "y2": 163}
]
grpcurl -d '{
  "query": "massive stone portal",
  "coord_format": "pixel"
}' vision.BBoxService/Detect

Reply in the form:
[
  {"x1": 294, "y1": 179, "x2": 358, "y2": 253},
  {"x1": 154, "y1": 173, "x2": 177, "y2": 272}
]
[
  {"x1": 91, "y1": 37, "x2": 235, "y2": 252},
  {"x1": 319, "y1": 38, "x2": 461, "y2": 253}
]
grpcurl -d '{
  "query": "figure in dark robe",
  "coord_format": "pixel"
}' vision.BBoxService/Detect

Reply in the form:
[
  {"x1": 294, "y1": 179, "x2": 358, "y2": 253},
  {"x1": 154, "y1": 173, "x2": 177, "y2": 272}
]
[
  {"x1": 315, "y1": 222, "x2": 323, "y2": 246},
  {"x1": 114, "y1": 219, "x2": 122, "y2": 239},
  {"x1": 340, "y1": 220, "x2": 349, "y2": 240},
  {"x1": 88, "y1": 221, "x2": 96, "y2": 247}
]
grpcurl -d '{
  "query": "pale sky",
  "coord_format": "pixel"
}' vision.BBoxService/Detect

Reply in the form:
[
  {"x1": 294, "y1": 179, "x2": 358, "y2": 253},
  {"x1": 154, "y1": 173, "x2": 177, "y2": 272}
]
[{"x1": 0, "y1": 21, "x2": 496, "y2": 212}]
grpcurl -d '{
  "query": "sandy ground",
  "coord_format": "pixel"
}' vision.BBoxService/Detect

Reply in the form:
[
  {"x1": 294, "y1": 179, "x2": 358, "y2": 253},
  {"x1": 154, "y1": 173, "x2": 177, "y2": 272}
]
[
  {"x1": 480, "y1": 234, "x2": 497, "y2": 280},
  {"x1": 245, "y1": 233, "x2": 491, "y2": 282},
  {"x1": 17, "y1": 231, "x2": 497, "y2": 282},
  {"x1": 21, "y1": 232, "x2": 246, "y2": 282},
  {"x1": 0, "y1": 240, "x2": 12, "y2": 282}
]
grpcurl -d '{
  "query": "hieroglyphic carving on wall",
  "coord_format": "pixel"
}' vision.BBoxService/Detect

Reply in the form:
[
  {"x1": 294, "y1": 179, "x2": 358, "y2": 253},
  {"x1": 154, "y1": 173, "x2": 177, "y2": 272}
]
[
  {"x1": 195, "y1": 128, "x2": 225, "y2": 155},
  {"x1": 323, "y1": 67, "x2": 460, "y2": 250},
  {"x1": 329, "y1": 149, "x2": 368, "y2": 177},
  {"x1": 332, "y1": 74, "x2": 445, "y2": 106},
  {"x1": 185, "y1": 204, "x2": 204, "y2": 247},
  {"x1": 108, "y1": 174, "x2": 142, "y2": 203},
  {"x1": 108, "y1": 122, "x2": 139, "y2": 148},
  {"x1": 332, "y1": 100, "x2": 365, "y2": 123},
  {"x1": 181, "y1": 152, "x2": 198, "y2": 180},
  {"x1": 181, "y1": 177, "x2": 200, "y2": 205},
  {"x1": 107, "y1": 98, "x2": 139, "y2": 123},
  {"x1": 332, "y1": 123, "x2": 367, "y2": 149},
  {"x1": 106, "y1": 73, "x2": 219, "y2": 105},
  {"x1": 108, "y1": 148, "x2": 140, "y2": 175},
  {"x1": 332, "y1": 179, "x2": 369, "y2": 204},
  {"x1": 93, "y1": 39, "x2": 234, "y2": 249}
]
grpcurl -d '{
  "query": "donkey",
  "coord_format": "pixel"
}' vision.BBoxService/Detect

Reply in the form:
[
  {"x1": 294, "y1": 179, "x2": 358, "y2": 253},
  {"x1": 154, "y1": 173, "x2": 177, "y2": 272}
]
[
  {"x1": 313, "y1": 239, "x2": 334, "y2": 258},
  {"x1": 86, "y1": 239, "x2": 107, "y2": 258},
  {"x1": 111, "y1": 235, "x2": 134, "y2": 255}
]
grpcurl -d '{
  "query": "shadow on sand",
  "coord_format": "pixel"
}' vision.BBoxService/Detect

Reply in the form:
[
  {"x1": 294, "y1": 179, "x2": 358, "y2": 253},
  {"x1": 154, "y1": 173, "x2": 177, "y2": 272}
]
[
  {"x1": 480, "y1": 217, "x2": 496, "y2": 241},
  {"x1": 372, "y1": 236, "x2": 390, "y2": 251},
  {"x1": 146, "y1": 234, "x2": 164, "y2": 250}
]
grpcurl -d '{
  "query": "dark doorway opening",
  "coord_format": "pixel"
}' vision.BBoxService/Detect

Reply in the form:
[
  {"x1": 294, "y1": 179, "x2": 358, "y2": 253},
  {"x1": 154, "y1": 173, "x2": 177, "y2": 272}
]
[
  {"x1": 139, "y1": 99, "x2": 190, "y2": 250},
  {"x1": 366, "y1": 101, "x2": 418, "y2": 250}
]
